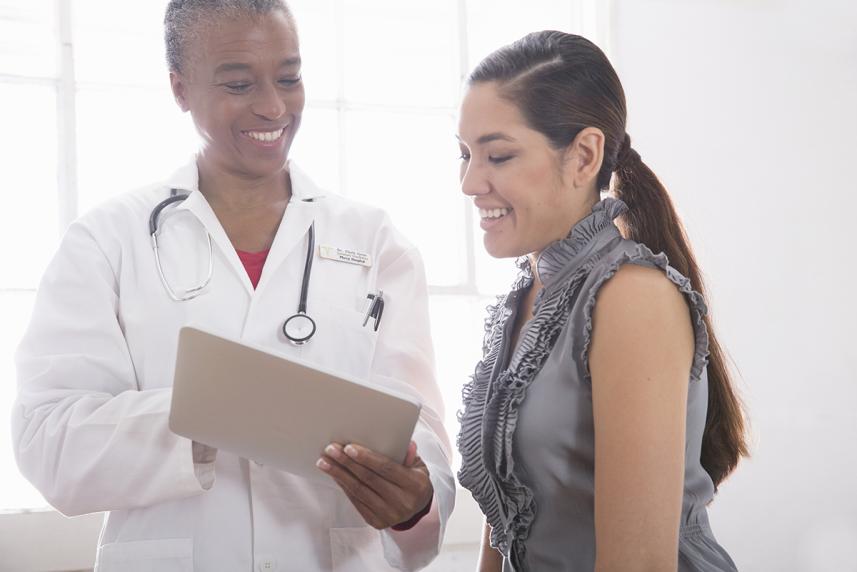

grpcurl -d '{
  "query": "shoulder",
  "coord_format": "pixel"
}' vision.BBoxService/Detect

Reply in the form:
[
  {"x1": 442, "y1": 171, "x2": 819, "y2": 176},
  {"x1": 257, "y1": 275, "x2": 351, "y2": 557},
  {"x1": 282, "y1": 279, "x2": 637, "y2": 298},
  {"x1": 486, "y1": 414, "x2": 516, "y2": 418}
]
[
  {"x1": 596, "y1": 263, "x2": 689, "y2": 318},
  {"x1": 314, "y1": 192, "x2": 394, "y2": 229},
  {"x1": 313, "y1": 194, "x2": 420, "y2": 273},
  {"x1": 75, "y1": 179, "x2": 168, "y2": 233},
  {"x1": 63, "y1": 180, "x2": 170, "y2": 272},
  {"x1": 589, "y1": 262, "x2": 695, "y2": 381},
  {"x1": 581, "y1": 238, "x2": 699, "y2": 332},
  {"x1": 593, "y1": 261, "x2": 694, "y2": 345},
  {"x1": 291, "y1": 162, "x2": 392, "y2": 229}
]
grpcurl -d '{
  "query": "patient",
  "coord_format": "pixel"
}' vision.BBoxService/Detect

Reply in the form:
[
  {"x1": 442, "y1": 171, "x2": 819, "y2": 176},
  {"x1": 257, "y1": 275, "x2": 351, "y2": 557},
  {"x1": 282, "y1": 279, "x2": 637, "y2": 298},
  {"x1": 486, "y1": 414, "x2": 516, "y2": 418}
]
[{"x1": 455, "y1": 31, "x2": 747, "y2": 571}]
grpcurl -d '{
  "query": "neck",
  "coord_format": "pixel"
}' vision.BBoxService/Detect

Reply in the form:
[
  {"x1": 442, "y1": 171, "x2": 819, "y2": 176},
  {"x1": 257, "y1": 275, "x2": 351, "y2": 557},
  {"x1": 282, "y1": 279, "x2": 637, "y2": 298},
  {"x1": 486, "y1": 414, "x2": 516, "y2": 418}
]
[
  {"x1": 529, "y1": 193, "x2": 601, "y2": 280},
  {"x1": 528, "y1": 254, "x2": 545, "y2": 290},
  {"x1": 196, "y1": 156, "x2": 292, "y2": 213}
]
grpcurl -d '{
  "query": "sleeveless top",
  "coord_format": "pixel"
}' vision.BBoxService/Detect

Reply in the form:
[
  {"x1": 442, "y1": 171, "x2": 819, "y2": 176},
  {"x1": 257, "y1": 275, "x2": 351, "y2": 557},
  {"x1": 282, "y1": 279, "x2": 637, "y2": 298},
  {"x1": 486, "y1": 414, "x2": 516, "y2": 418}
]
[{"x1": 457, "y1": 198, "x2": 738, "y2": 571}]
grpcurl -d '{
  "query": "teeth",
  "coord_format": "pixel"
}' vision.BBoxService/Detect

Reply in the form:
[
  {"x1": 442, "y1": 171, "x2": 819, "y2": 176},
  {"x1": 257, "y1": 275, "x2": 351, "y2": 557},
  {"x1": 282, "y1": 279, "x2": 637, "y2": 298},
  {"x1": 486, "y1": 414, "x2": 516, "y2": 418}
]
[
  {"x1": 479, "y1": 207, "x2": 511, "y2": 219},
  {"x1": 246, "y1": 128, "x2": 285, "y2": 142}
]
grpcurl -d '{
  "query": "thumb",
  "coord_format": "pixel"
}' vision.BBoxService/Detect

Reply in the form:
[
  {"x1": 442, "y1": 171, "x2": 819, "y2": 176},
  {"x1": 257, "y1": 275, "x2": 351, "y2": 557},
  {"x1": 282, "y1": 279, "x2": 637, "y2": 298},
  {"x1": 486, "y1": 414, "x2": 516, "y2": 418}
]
[{"x1": 404, "y1": 441, "x2": 418, "y2": 466}]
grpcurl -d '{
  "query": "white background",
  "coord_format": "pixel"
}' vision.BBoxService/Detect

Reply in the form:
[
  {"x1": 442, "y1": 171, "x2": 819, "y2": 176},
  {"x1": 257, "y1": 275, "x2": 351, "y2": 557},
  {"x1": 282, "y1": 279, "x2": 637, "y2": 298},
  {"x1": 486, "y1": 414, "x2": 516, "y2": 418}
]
[
  {"x1": 1, "y1": 0, "x2": 857, "y2": 571},
  {"x1": 612, "y1": 0, "x2": 857, "y2": 570}
]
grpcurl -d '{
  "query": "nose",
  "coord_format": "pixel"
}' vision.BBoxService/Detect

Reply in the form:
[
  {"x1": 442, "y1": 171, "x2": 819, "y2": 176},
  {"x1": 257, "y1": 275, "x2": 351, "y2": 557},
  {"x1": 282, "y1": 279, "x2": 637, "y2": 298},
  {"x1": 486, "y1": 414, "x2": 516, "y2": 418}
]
[
  {"x1": 251, "y1": 81, "x2": 287, "y2": 120},
  {"x1": 460, "y1": 159, "x2": 490, "y2": 198}
]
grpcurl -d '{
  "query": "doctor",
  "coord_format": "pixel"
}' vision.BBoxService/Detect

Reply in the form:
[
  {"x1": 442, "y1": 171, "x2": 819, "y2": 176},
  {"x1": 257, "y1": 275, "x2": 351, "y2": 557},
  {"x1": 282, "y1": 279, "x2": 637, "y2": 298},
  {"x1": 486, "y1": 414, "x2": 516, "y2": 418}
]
[{"x1": 12, "y1": 1, "x2": 453, "y2": 571}]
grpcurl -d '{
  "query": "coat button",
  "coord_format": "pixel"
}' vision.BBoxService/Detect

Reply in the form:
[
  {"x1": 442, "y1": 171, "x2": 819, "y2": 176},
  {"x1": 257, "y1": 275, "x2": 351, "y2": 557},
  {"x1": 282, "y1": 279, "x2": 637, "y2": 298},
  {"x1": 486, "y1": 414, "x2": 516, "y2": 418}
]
[{"x1": 257, "y1": 557, "x2": 278, "y2": 571}]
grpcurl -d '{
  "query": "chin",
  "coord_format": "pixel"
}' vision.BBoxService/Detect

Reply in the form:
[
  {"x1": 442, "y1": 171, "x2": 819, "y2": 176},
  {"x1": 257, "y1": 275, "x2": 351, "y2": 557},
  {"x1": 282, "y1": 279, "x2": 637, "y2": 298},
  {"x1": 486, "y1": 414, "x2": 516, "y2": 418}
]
[
  {"x1": 483, "y1": 235, "x2": 525, "y2": 260},
  {"x1": 245, "y1": 155, "x2": 289, "y2": 177}
]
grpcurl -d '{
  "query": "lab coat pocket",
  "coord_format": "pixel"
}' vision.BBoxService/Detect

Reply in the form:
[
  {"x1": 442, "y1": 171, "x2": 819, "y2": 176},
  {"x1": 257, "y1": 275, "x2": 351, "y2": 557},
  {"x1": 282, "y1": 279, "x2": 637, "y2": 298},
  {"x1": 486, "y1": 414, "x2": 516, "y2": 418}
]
[
  {"x1": 330, "y1": 526, "x2": 389, "y2": 572},
  {"x1": 304, "y1": 306, "x2": 379, "y2": 380},
  {"x1": 94, "y1": 538, "x2": 193, "y2": 572}
]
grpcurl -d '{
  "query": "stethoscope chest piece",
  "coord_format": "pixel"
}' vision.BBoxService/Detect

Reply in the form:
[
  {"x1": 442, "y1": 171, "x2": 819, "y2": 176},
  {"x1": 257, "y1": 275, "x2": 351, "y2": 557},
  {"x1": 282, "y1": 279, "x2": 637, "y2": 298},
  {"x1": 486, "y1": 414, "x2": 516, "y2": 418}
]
[{"x1": 283, "y1": 312, "x2": 316, "y2": 345}]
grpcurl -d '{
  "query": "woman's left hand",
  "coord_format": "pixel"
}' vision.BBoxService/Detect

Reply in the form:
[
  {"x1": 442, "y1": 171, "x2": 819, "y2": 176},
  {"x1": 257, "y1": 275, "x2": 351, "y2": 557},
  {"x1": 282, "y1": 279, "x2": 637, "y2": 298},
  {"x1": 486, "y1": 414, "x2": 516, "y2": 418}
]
[{"x1": 317, "y1": 440, "x2": 433, "y2": 530}]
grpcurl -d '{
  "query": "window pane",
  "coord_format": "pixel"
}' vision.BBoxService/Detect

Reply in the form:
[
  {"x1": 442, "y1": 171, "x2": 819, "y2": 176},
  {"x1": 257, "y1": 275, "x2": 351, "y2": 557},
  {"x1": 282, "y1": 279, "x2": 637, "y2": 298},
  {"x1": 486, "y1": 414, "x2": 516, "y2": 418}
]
[
  {"x1": 428, "y1": 294, "x2": 495, "y2": 470},
  {"x1": 0, "y1": 290, "x2": 49, "y2": 510},
  {"x1": 466, "y1": 0, "x2": 575, "y2": 68},
  {"x1": 73, "y1": 0, "x2": 170, "y2": 87},
  {"x1": 76, "y1": 85, "x2": 199, "y2": 214},
  {"x1": 344, "y1": 110, "x2": 463, "y2": 286},
  {"x1": 0, "y1": 1, "x2": 57, "y2": 78},
  {"x1": 289, "y1": 0, "x2": 338, "y2": 102},
  {"x1": 0, "y1": 84, "x2": 59, "y2": 289},
  {"x1": 290, "y1": 106, "x2": 340, "y2": 194},
  {"x1": 343, "y1": 0, "x2": 460, "y2": 107}
]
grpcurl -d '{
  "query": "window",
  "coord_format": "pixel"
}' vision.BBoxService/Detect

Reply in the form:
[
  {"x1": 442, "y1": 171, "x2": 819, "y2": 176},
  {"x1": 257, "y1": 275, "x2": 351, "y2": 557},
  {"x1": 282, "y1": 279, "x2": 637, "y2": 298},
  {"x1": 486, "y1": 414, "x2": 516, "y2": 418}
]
[{"x1": 0, "y1": 0, "x2": 589, "y2": 511}]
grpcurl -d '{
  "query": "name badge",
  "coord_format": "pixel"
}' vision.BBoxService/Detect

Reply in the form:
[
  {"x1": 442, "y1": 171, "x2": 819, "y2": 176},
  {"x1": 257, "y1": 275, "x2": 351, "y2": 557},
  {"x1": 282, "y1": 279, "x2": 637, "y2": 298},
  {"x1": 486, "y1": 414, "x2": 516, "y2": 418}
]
[{"x1": 319, "y1": 245, "x2": 372, "y2": 267}]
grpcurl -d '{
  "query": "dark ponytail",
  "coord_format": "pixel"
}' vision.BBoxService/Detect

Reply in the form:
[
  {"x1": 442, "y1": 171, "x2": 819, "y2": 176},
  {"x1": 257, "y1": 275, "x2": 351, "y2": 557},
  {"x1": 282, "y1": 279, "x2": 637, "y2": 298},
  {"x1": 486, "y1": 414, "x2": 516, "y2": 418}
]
[
  {"x1": 612, "y1": 135, "x2": 748, "y2": 488},
  {"x1": 470, "y1": 31, "x2": 747, "y2": 488}
]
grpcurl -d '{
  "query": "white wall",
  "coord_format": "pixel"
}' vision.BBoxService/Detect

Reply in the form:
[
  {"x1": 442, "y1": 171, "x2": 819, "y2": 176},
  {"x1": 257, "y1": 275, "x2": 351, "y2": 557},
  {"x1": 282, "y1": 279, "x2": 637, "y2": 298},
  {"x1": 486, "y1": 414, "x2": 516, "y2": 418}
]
[{"x1": 612, "y1": 0, "x2": 857, "y2": 570}]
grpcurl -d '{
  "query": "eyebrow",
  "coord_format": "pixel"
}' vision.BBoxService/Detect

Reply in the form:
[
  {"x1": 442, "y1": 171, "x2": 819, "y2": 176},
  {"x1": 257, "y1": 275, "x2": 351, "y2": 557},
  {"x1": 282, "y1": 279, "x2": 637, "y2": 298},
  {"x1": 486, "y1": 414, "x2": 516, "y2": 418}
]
[
  {"x1": 456, "y1": 132, "x2": 517, "y2": 145},
  {"x1": 213, "y1": 57, "x2": 301, "y2": 74},
  {"x1": 478, "y1": 132, "x2": 516, "y2": 144}
]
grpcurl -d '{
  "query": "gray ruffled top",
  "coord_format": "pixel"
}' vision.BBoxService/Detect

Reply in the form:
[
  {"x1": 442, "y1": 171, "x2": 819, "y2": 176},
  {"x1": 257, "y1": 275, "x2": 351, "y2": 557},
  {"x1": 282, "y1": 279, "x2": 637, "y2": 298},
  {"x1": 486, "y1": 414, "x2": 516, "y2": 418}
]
[{"x1": 457, "y1": 198, "x2": 738, "y2": 571}]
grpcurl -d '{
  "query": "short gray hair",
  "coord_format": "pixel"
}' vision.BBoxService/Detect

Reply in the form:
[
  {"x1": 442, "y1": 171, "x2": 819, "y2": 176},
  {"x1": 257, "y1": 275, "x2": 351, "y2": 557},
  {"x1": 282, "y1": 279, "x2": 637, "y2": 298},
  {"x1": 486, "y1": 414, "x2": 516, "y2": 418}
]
[{"x1": 164, "y1": 0, "x2": 296, "y2": 73}]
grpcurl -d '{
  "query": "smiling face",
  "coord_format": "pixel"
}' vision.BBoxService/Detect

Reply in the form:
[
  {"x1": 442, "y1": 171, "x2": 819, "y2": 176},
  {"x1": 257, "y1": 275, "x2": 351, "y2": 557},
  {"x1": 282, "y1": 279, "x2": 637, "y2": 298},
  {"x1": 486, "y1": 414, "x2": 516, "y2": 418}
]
[
  {"x1": 458, "y1": 82, "x2": 585, "y2": 259},
  {"x1": 170, "y1": 9, "x2": 304, "y2": 181}
]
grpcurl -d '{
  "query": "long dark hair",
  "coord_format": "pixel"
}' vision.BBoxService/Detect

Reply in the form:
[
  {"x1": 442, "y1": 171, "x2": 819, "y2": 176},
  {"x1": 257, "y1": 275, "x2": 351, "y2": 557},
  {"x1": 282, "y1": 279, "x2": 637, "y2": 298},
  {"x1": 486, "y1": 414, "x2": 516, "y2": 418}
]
[{"x1": 469, "y1": 31, "x2": 747, "y2": 488}]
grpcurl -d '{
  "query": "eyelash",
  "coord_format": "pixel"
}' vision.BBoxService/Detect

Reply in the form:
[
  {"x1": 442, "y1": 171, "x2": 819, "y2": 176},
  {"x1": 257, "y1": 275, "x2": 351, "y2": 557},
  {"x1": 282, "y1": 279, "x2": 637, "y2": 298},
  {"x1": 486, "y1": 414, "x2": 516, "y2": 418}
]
[
  {"x1": 458, "y1": 153, "x2": 513, "y2": 165},
  {"x1": 489, "y1": 156, "x2": 513, "y2": 164},
  {"x1": 224, "y1": 77, "x2": 302, "y2": 93},
  {"x1": 225, "y1": 83, "x2": 251, "y2": 93}
]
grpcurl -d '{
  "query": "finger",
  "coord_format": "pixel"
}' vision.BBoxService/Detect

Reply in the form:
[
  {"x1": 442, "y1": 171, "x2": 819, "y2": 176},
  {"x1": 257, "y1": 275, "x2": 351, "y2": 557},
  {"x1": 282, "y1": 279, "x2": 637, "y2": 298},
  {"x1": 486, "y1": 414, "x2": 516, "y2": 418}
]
[
  {"x1": 339, "y1": 483, "x2": 388, "y2": 530},
  {"x1": 330, "y1": 444, "x2": 433, "y2": 520},
  {"x1": 317, "y1": 455, "x2": 383, "y2": 525},
  {"x1": 322, "y1": 444, "x2": 434, "y2": 520},
  {"x1": 317, "y1": 454, "x2": 399, "y2": 523},
  {"x1": 404, "y1": 441, "x2": 417, "y2": 466},
  {"x1": 324, "y1": 444, "x2": 402, "y2": 500},
  {"x1": 410, "y1": 454, "x2": 428, "y2": 471},
  {"x1": 339, "y1": 443, "x2": 412, "y2": 486}
]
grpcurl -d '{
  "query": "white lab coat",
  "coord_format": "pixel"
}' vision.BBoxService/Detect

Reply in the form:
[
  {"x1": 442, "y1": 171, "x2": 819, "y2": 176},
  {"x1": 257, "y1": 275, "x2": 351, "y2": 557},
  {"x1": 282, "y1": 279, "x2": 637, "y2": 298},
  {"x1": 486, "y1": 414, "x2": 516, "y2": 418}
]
[{"x1": 12, "y1": 159, "x2": 455, "y2": 572}]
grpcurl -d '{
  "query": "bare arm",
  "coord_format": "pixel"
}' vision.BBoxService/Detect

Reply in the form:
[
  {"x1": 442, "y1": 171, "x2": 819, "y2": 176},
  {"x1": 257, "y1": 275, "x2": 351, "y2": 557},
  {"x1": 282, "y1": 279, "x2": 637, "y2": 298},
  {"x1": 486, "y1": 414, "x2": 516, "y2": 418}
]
[
  {"x1": 589, "y1": 264, "x2": 695, "y2": 572},
  {"x1": 477, "y1": 519, "x2": 503, "y2": 572}
]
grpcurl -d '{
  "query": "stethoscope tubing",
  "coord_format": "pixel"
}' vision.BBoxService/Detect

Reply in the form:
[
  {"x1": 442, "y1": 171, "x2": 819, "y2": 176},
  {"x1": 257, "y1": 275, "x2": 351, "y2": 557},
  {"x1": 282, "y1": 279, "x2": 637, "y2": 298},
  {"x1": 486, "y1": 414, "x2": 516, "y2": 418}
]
[
  {"x1": 150, "y1": 190, "x2": 318, "y2": 342},
  {"x1": 297, "y1": 222, "x2": 315, "y2": 315}
]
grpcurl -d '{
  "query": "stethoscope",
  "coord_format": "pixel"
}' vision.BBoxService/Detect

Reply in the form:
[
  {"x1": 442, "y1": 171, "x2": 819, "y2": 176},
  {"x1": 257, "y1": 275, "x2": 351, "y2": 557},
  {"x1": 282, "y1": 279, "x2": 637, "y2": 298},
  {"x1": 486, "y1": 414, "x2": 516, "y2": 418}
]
[{"x1": 149, "y1": 189, "x2": 318, "y2": 345}]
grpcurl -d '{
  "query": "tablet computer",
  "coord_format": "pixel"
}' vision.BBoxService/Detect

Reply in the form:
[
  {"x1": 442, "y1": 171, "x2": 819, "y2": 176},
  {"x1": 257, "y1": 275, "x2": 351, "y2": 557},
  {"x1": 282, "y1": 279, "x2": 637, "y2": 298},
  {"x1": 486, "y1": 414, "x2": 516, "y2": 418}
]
[{"x1": 169, "y1": 326, "x2": 422, "y2": 482}]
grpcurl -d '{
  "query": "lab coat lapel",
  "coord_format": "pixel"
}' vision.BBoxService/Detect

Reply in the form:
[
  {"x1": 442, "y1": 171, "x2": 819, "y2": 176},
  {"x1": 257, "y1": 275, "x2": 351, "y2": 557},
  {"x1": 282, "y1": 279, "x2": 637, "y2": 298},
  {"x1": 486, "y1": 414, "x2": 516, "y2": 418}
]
[
  {"x1": 255, "y1": 201, "x2": 313, "y2": 293},
  {"x1": 160, "y1": 159, "x2": 253, "y2": 293},
  {"x1": 176, "y1": 190, "x2": 256, "y2": 293},
  {"x1": 256, "y1": 163, "x2": 325, "y2": 292}
]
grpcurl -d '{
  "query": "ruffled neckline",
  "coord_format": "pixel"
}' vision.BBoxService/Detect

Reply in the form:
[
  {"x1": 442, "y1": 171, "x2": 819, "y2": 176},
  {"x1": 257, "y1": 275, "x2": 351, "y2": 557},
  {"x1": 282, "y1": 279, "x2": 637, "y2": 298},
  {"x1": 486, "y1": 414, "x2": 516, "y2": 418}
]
[
  {"x1": 510, "y1": 197, "x2": 627, "y2": 303},
  {"x1": 531, "y1": 196, "x2": 627, "y2": 285}
]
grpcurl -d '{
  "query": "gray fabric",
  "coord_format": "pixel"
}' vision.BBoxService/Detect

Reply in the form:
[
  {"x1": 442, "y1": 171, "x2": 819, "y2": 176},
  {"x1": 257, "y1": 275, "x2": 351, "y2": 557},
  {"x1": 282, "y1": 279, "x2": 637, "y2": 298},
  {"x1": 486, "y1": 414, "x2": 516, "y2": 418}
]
[{"x1": 457, "y1": 198, "x2": 737, "y2": 571}]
